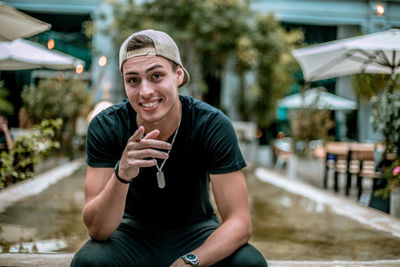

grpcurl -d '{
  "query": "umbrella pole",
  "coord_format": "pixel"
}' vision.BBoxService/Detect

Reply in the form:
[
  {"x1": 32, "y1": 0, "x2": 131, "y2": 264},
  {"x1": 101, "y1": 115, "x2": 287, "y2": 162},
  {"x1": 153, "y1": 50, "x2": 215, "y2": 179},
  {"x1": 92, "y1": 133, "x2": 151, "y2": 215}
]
[{"x1": 388, "y1": 50, "x2": 400, "y2": 92}]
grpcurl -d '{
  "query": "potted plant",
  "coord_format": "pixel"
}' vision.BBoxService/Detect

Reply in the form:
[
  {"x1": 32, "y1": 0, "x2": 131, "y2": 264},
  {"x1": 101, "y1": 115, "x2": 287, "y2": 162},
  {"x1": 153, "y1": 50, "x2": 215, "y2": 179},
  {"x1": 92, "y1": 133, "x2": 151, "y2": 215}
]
[
  {"x1": 375, "y1": 157, "x2": 400, "y2": 217},
  {"x1": 371, "y1": 86, "x2": 400, "y2": 217}
]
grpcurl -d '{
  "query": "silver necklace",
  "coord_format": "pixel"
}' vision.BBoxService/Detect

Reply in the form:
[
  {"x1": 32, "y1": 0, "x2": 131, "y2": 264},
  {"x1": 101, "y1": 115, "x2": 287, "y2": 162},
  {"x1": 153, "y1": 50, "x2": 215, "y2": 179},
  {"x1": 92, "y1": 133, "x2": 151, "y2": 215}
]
[{"x1": 137, "y1": 110, "x2": 181, "y2": 189}]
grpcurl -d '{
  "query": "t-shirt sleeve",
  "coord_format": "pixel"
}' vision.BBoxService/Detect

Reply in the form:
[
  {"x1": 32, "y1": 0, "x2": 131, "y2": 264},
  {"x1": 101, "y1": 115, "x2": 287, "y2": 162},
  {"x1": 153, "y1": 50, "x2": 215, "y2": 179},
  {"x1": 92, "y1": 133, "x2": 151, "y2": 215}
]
[
  {"x1": 86, "y1": 116, "x2": 119, "y2": 167},
  {"x1": 203, "y1": 112, "x2": 247, "y2": 174}
]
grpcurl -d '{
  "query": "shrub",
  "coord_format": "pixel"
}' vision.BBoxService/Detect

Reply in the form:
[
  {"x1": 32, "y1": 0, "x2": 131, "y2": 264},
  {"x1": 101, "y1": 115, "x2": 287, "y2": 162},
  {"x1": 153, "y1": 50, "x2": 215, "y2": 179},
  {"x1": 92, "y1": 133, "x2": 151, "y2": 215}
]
[
  {"x1": 21, "y1": 78, "x2": 89, "y2": 157},
  {"x1": 0, "y1": 119, "x2": 62, "y2": 188}
]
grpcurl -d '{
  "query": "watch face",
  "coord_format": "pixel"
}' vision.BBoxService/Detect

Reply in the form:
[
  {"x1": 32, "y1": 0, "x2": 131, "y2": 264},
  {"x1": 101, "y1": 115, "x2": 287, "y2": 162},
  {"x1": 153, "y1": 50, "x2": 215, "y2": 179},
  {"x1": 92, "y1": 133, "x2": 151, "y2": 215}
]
[
  {"x1": 183, "y1": 253, "x2": 199, "y2": 266},
  {"x1": 186, "y1": 254, "x2": 196, "y2": 260}
]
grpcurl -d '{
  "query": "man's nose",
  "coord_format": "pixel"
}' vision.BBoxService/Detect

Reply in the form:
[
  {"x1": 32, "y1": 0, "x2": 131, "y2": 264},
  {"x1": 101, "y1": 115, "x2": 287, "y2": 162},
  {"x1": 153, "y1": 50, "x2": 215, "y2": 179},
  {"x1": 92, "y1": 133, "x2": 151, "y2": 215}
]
[{"x1": 139, "y1": 80, "x2": 155, "y2": 97}]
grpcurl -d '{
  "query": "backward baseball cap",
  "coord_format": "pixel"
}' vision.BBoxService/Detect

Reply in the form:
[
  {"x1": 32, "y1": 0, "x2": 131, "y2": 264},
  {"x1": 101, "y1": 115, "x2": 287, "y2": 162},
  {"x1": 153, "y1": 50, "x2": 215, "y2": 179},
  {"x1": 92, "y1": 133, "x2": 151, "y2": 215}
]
[{"x1": 119, "y1": 29, "x2": 190, "y2": 87}]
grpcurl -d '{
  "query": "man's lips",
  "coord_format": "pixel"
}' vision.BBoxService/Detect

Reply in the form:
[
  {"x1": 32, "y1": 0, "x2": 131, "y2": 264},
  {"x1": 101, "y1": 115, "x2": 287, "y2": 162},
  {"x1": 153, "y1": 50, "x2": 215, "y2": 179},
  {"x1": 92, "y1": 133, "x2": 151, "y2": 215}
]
[{"x1": 139, "y1": 99, "x2": 162, "y2": 109}]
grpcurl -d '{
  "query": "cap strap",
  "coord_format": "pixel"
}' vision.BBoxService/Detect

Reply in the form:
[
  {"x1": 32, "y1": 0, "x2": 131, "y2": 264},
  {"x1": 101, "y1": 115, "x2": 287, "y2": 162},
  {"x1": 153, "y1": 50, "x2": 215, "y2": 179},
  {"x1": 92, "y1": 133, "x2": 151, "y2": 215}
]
[{"x1": 126, "y1": 48, "x2": 156, "y2": 59}]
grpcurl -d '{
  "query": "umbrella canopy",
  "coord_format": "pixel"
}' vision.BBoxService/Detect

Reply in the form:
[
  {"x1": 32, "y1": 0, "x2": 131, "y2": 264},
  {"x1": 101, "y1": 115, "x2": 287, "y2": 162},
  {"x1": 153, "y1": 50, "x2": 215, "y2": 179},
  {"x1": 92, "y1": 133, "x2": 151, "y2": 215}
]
[
  {"x1": 0, "y1": 2, "x2": 50, "y2": 41},
  {"x1": 0, "y1": 38, "x2": 84, "y2": 70},
  {"x1": 278, "y1": 88, "x2": 357, "y2": 110},
  {"x1": 293, "y1": 29, "x2": 400, "y2": 82},
  {"x1": 87, "y1": 100, "x2": 114, "y2": 123}
]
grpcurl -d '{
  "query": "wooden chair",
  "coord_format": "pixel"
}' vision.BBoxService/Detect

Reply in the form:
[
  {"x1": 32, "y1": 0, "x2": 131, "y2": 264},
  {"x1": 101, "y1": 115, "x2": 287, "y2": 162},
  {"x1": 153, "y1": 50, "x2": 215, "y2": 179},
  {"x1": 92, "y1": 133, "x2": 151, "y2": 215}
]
[
  {"x1": 347, "y1": 143, "x2": 379, "y2": 200},
  {"x1": 323, "y1": 142, "x2": 350, "y2": 192}
]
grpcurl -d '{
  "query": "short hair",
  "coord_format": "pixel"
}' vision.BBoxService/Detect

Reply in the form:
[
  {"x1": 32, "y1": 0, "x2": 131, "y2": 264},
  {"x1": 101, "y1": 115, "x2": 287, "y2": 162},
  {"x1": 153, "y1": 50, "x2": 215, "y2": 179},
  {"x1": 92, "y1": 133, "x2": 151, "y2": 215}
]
[{"x1": 126, "y1": 35, "x2": 178, "y2": 71}]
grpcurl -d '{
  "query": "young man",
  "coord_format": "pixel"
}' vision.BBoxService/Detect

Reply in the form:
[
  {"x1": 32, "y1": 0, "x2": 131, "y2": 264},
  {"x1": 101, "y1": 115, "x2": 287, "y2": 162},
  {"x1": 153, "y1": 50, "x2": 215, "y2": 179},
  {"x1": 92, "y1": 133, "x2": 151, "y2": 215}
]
[{"x1": 71, "y1": 29, "x2": 267, "y2": 267}]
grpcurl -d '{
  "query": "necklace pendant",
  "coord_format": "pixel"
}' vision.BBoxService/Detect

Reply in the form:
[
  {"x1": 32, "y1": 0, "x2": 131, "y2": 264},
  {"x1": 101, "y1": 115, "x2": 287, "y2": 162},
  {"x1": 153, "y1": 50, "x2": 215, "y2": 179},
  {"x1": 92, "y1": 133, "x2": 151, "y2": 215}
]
[{"x1": 157, "y1": 171, "x2": 166, "y2": 189}]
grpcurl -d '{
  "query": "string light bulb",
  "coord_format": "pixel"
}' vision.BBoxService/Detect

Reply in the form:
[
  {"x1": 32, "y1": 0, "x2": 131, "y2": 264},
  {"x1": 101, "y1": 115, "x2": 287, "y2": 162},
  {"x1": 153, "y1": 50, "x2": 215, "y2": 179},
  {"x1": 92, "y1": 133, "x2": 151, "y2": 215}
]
[
  {"x1": 75, "y1": 64, "x2": 84, "y2": 74},
  {"x1": 98, "y1": 56, "x2": 107, "y2": 67},
  {"x1": 47, "y1": 39, "x2": 55, "y2": 50},
  {"x1": 376, "y1": 4, "x2": 384, "y2": 16}
]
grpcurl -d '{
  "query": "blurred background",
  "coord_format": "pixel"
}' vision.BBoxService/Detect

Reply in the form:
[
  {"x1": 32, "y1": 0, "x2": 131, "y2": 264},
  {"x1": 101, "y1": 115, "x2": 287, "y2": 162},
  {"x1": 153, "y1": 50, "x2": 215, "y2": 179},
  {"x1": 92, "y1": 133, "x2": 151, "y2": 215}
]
[
  {"x1": 1, "y1": 0, "x2": 400, "y2": 264},
  {"x1": 1, "y1": 0, "x2": 399, "y2": 153}
]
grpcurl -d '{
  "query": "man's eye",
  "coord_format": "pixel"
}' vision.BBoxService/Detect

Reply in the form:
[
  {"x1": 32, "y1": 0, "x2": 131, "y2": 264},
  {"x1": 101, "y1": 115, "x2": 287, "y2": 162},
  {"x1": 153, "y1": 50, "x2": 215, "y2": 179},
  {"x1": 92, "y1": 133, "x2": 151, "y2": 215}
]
[
  {"x1": 128, "y1": 77, "x2": 139, "y2": 84},
  {"x1": 153, "y1": 73, "x2": 162, "y2": 79}
]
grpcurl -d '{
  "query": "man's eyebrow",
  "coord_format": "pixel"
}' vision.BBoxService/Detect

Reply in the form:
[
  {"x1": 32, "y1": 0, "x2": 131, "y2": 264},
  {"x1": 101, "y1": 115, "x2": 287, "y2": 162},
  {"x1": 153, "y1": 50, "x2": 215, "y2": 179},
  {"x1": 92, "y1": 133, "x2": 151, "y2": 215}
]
[
  {"x1": 124, "y1": 64, "x2": 165, "y2": 76},
  {"x1": 146, "y1": 64, "x2": 164, "y2": 72}
]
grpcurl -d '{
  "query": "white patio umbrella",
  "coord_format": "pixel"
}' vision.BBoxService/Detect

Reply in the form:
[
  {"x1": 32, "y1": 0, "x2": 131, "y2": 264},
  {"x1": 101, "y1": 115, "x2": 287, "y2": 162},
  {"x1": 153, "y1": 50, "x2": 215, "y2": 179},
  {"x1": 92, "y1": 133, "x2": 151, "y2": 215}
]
[
  {"x1": 0, "y1": 2, "x2": 50, "y2": 41},
  {"x1": 292, "y1": 29, "x2": 400, "y2": 82},
  {"x1": 87, "y1": 100, "x2": 114, "y2": 123},
  {"x1": 278, "y1": 87, "x2": 357, "y2": 110},
  {"x1": 0, "y1": 38, "x2": 84, "y2": 70}
]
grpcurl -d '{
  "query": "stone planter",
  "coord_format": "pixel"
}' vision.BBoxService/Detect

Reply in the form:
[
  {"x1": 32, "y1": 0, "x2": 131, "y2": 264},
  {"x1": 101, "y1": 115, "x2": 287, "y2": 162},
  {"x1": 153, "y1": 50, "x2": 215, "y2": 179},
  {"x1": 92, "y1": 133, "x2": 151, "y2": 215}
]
[{"x1": 390, "y1": 187, "x2": 400, "y2": 219}]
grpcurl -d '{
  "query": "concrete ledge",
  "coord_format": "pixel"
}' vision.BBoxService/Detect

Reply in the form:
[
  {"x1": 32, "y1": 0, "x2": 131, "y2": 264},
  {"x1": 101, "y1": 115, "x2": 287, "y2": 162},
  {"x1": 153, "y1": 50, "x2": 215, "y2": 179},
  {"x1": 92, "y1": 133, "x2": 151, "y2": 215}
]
[
  {"x1": 268, "y1": 260, "x2": 400, "y2": 267},
  {"x1": 1, "y1": 254, "x2": 400, "y2": 267},
  {"x1": 0, "y1": 253, "x2": 74, "y2": 266}
]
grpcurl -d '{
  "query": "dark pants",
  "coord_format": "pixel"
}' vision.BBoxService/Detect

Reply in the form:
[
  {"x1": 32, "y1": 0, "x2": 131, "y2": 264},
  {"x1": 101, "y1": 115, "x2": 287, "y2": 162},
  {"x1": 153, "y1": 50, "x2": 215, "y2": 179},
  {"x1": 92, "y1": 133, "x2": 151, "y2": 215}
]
[{"x1": 71, "y1": 217, "x2": 267, "y2": 267}]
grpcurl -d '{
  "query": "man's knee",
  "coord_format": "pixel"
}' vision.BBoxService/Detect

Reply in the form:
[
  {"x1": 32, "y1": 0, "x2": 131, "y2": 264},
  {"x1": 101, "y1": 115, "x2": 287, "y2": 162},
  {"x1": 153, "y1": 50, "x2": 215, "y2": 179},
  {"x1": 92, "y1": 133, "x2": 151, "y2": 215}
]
[
  {"x1": 70, "y1": 238, "x2": 156, "y2": 267},
  {"x1": 214, "y1": 243, "x2": 268, "y2": 267},
  {"x1": 71, "y1": 250, "x2": 107, "y2": 267},
  {"x1": 70, "y1": 241, "x2": 117, "y2": 267}
]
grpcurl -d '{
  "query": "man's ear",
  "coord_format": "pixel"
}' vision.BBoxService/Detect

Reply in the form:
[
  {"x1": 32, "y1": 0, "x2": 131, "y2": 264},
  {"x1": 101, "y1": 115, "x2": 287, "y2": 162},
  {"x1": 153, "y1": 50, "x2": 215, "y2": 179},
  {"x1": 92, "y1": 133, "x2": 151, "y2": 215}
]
[{"x1": 176, "y1": 66, "x2": 184, "y2": 86}]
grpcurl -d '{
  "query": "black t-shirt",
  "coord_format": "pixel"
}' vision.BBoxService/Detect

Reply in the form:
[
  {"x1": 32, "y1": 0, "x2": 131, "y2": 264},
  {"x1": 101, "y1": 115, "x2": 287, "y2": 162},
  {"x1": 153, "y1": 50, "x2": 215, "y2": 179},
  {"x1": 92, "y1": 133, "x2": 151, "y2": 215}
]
[{"x1": 86, "y1": 95, "x2": 246, "y2": 229}]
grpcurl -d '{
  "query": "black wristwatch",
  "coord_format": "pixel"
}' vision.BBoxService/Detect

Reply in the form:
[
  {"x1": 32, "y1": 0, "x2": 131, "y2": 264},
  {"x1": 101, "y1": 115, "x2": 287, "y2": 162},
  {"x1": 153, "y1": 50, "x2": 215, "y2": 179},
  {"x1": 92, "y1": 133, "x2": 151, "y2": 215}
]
[
  {"x1": 181, "y1": 253, "x2": 199, "y2": 266},
  {"x1": 114, "y1": 160, "x2": 133, "y2": 184}
]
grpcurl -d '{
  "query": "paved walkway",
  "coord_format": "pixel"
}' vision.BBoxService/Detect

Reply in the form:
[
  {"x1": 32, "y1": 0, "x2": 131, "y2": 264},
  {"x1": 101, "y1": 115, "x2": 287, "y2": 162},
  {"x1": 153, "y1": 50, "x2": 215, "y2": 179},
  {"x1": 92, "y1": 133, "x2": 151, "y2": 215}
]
[
  {"x1": 256, "y1": 167, "x2": 400, "y2": 238},
  {"x1": 1, "y1": 161, "x2": 400, "y2": 266}
]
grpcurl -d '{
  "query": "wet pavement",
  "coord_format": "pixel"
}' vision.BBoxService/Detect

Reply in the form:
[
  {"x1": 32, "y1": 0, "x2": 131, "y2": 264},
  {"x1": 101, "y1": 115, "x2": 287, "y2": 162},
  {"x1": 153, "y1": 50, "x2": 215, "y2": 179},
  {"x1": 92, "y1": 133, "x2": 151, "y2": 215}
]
[
  {"x1": 0, "y1": 159, "x2": 400, "y2": 266},
  {"x1": 0, "y1": 164, "x2": 87, "y2": 254},
  {"x1": 247, "y1": 167, "x2": 400, "y2": 261}
]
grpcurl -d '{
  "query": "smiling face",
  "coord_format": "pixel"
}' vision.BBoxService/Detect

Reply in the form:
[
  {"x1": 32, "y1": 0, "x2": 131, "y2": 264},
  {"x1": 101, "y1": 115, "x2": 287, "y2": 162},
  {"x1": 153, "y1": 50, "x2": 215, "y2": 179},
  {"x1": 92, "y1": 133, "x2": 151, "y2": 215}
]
[{"x1": 122, "y1": 55, "x2": 184, "y2": 131}]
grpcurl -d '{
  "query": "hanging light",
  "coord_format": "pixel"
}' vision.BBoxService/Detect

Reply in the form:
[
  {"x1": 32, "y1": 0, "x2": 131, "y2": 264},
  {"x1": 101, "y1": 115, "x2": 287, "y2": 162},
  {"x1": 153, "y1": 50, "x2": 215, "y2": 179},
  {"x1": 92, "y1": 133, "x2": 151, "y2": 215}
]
[
  {"x1": 47, "y1": 39, "x2": 55, "y2": 50},
  {"x1": 376, "y1": 4, "x2": 385, "y2": 16},
  {"x1": 75, "y1": 64, "x2": 84, "y2": 74},
  {"x1": 98, "y1": 56, "x2": 107, "y2": 67}
]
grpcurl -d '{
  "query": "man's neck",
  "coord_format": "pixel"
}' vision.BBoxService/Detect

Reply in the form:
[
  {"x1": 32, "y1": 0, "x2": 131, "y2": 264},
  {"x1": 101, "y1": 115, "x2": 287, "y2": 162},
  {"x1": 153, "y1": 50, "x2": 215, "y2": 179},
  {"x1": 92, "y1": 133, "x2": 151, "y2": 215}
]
[{"x1": 137, "y1": 101, "x2": 181, "y2": 141}]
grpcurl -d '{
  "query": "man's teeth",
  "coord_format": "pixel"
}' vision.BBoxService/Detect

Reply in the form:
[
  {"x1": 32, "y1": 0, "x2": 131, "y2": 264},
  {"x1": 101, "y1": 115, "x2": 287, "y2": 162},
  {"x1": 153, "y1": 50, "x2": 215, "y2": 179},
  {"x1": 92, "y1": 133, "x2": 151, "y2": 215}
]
[{"x1": 142, "y1": 100, "x2": 159, "y2": 108}]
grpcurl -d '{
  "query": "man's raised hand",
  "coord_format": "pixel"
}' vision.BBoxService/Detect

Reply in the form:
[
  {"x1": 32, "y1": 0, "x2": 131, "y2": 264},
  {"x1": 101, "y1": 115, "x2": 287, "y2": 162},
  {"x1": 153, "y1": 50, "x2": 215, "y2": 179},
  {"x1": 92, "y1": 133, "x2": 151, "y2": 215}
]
[{"x1": 117, "y1": 126, "x2": 171, "y2": 181}]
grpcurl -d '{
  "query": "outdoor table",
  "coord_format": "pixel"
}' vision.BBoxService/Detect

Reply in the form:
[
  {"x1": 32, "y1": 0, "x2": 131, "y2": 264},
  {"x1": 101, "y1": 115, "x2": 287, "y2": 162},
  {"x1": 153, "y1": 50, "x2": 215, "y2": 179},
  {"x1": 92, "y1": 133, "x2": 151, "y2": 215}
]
[{"x1": 323, "y1": 142, "x2": 382, "y2": 200}]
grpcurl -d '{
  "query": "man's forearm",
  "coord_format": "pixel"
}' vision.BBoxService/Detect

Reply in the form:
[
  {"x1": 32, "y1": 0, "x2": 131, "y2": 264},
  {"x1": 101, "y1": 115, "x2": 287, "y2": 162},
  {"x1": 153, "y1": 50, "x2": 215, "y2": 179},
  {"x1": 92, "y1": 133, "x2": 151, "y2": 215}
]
[
  {"x1": 190, "y1": 218, "x2": 251, "y2": 267},
  {"x1": 83, "y1": 173, "x2": 130, "y2": 240}
]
